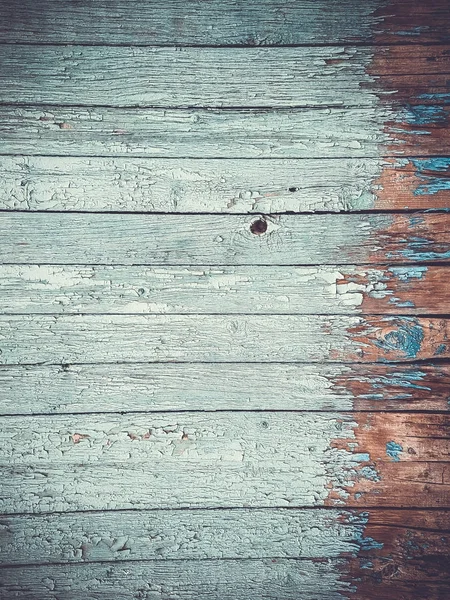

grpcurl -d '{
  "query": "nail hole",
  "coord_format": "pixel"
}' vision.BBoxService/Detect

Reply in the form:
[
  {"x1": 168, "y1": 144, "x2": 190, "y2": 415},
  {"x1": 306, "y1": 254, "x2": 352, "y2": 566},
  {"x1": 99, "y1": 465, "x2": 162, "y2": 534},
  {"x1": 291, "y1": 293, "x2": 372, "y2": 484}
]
[
  {"x1": 250, "y1": 218, "x2": 268, "y2": 235},
  {"x1": 288, "y1": 187, "x2": 299, "y2": 192}
]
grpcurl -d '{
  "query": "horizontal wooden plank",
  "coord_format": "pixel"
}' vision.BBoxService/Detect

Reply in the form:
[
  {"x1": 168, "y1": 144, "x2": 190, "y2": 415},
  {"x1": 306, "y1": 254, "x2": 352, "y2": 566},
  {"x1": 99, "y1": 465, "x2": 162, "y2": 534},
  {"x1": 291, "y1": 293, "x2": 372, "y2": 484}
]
[
  {"x1": 0, "y1": 0, "x2": 448, "y2": 45},
  {"x1": 3, "y1": 213, "x2": 450, "y2": 265},
  {"x1": 1, "y1": 363, "x2": 449, "y2": 415},
  {"x1": 1, "y1": 315, "x2": 450, "y2": 364},
  {"x1": 0, "y1": 265, "x2": 447, "y2": 315},
  {"x1": 1, "y1": 45, "x2": 449, "y2": 108},
  {"x1": 1, "y1": 508, "x2": 447, "y2": 565},
  {"x1": 0, "y1": 559, "x2": 352, "y2": 599},
  {"x1": 3, "y1": 156, "x2": 450, "y2": 213},
  {"x1": 0, "y1": 105, "x2": 448, "y2": 158},
  {"x1": 0, "y1": 412, "x2": 448, "y2": 513},
  {"x1": 0, "y1": 557, "x2": 447, "y2": 600}
]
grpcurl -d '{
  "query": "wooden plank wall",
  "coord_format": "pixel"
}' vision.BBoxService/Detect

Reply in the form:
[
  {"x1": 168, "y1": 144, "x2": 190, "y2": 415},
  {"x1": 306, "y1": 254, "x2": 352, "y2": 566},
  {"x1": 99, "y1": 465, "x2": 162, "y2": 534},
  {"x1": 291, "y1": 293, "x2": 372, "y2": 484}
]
[{"x1": 0, "y1": 1, "x2": 449, "y2": 598}]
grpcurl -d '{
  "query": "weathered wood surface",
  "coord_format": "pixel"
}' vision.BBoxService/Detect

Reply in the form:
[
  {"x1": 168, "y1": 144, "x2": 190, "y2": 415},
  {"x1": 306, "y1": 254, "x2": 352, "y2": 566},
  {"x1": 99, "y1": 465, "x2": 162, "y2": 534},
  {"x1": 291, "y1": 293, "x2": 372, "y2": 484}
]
[
  {"x1": 0, "y1": 412, "x2": 448, "y2": 513},
  {"x1": 1, "y1": 508, "x2": 447, "y2": 565},
  {"x1": 3, "y1": 212, "x2": 450, "y2": 265},
  {"x1": 3, "y1": 156, "x2": 449, "y2": 213},
  {"x1": 1, "y1": 363, "x2": 449, "y2": 415},
  {"x1": 1, "y1": 315, "x2": 449, "y2": 364},
  {"x1": 1, "y1": 45, "x2": 449, "y2": 108},
  {"x1": 1, "y1": 105, "x2": 448, "y2": 158},
  {"x1": 0, "y1": 559, "x2": 353, "y2": 599},
  {"x1": 0, "y1": 558, "x2": 447, "y2": 600},
  {"x1": 0, "y1": 265, "x2": 447, "y2": 315},
  {"x1": 0, "y1": 0, "x2": 448, "y2": 45}
]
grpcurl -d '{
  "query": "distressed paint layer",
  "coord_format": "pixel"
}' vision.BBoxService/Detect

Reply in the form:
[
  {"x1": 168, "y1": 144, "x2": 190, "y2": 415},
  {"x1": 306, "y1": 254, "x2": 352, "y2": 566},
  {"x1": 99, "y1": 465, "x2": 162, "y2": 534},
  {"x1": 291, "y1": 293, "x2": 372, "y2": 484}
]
[
  {"x1": 1, "y1": 314, "x2": 450, "y2": 364},
  {"x1": 1, "y1": 45, "x2": 449, "y2": 108},
  {"x1": 0, "y1": 264, "x2": 448, "y2": 315},
  {"x1": 2, "y1": 156, "x2": 449, "y2": 212},
  {"x1": 0, "y1": 508, "x2": 447, "y2": 566},
  {"x1": 0, "y1": 362, "x2": 448, "y2": 416},
  {"x1": 0, "y1": 105, "x2": 442, "y2": 158},
  {"x1": 0, "y1": 411, "x2": 448, "y2": 514}
]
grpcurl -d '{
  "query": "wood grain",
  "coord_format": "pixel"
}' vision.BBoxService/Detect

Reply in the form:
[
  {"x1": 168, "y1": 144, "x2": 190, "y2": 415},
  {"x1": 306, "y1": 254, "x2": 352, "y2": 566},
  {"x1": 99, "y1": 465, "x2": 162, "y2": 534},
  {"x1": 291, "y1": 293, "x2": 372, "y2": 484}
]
[
  {"x1": 0, "y1": 0, "x2": 448, "y2": 45},
  {"x1": 0, "y1": 265, "x2": 447, "y2": 315},
  {"x1": 1, "y1": 45, "x2": 449, "y2": 108},
  {"x1": 1, "y1": 362, "x2": 449, "y2": 415},
  {"x1": 0, "y1": 412, "x2": 448, "y2": 513},
  {"x1": 0, "y1": 508, "x2": 447, "y2": 565},
  {"x1": 3, "y1": 156, "x2": 449, "y2": 213},
  {"x1": 2, "y1": 212, "x2": 450, "y2": 265},
  {"x1": 1, "y1": 105, "x2": 448, "y2": 158},
  {"x1": 1, "y1": 314, "x2": 450, "y2": 364}
]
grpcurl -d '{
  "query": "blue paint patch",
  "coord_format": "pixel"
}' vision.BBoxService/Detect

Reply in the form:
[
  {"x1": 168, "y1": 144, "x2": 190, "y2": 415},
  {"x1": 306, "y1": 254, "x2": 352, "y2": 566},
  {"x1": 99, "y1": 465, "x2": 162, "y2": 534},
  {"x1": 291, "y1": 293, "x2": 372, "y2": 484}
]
[
  {"x1": 403, "y1": 105, "x2": 448, "y2": 126},
  {"x1": 394, "y1": 26, "x2": 430, "y2": 36},
  {"x1": 409, "y1": 214, "x2": 425, "y2": 227},
  {"x1": 388, "y1": 298, "x2": 415, "y2": 308},
  {"x1": 389, "y1": 238, "x2": 450, "y2": 261},
  {"x1": 359, "y1": 466, "x2": 381, "y2": 482},
  {"x1": 412, "y1": 158, "x2": 450, "y2": 172},
  {"x1": 357, "y1": 536, "x2": 385, "y2": 552},
  {"x1": 435, "y1": 343, "x2": 447, "y2": 356},
  {"x1": 411, "y1": 158, "x2": 450, "y2": 196},
  {"x1": 386, "y1": 441, "x2": 403, "y2": 462},
  {"x1": 417, "y1": 93, "x2": 450, "y2": 104},
  {"x1": 374, "y1": 317, "x2": 424, "y2": 360},
  {"x1": 390, "y1": 266, "x2": 427, "y2": 282}
]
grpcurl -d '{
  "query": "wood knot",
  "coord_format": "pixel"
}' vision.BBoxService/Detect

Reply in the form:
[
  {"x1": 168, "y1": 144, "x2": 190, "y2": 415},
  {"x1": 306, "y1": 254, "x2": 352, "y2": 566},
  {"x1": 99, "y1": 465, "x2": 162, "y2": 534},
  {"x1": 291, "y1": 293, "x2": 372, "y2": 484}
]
[{"x1": 250, "y1": 217, "x2": 268, "y2": 235}]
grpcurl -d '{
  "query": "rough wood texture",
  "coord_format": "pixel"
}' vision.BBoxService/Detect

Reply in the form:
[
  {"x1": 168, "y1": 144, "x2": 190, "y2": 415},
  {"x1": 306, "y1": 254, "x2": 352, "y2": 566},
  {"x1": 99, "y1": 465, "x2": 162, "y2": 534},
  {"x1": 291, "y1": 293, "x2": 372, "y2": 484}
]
[
  {"x1": 0, "y1": 0, "x2": 448, "y2": 45},
  {"x1": 2, "y1": 212, "x2": 450, "y2": 265},
  {"x1": 0, "y1": 412, "x2": 448, "y2": 513},
  {"x1": 0, "y1": 508, "x2": 447, "y2": 565},
  {"x1": 1, "y1": 105, "x2": 448, "y2": 158},
  {"x1": 1, "y1": 362, "x2": 449, "y2": 415},
  {"x1": 2, "y1": 156, "x2": 449, "y2": 213},
  {"x1": 0, "y1": 559, "x2": 354, "y2": 599},
  {"x1": 1, "y1": 314, "x2": 449, "y2": 364},
  {"x1": 0, "y1": 558, "x2": 447, "y2": 600},
  {"x1": 0, "y1": 265, "x2": 447, "y2": 315},
  {"x1": 1, "y1": 45, "x2": 449, "y2": 108}
]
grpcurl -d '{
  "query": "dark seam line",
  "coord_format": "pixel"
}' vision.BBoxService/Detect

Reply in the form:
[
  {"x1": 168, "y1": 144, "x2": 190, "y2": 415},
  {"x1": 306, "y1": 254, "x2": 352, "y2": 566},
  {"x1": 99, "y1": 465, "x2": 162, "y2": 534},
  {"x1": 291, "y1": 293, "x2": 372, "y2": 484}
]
[
  {"x1": 0, "y1": 409, "x2": 448, "y2": 418},
  {"x1": 0, "y1": 40, "x2": 448, "y2": 48},
  {"x1": 1, "y1": 208, "x2": 450, "y2": 215}
]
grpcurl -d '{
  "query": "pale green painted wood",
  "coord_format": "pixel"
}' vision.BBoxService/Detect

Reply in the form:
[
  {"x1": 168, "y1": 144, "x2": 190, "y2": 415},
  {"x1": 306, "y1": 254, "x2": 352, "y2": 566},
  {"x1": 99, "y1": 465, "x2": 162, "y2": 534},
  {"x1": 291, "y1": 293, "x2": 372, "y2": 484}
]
[
  {"x1": 0, "y1": 508, "x2": 367, "y2": 564},
  {"x1": 0, "y1": 559, "x2": 351, "y2": 599},
  {"x1": 0, "y1": 46, "x2": 377, "y2": 108},
  {"x1": 0, "y1": 313, "x2": 363, "y2": 364},
  {"x1": 0, "y1": 411, "x2": 363, "y2": 513},
  {"x1": 0, "y1": 105, "x2": 393, "y2": 158},
  {"x1": 0, "y1": 155, "x2": 391, "y2": 213},
  {"x1": 0, "y1": 0, "x2": 385, "y2": 45}
]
